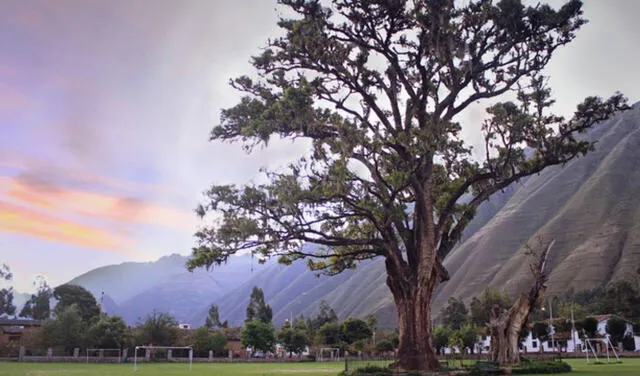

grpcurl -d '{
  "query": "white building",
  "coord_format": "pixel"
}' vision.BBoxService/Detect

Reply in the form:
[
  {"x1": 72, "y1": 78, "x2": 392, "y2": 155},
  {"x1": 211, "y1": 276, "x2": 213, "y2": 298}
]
[
  {"x1": 440, "y1": 314, "x2": 640, "y2": 355},
  {"x1": 517, "y1": 314, "x2": 640, "y2": 354}
]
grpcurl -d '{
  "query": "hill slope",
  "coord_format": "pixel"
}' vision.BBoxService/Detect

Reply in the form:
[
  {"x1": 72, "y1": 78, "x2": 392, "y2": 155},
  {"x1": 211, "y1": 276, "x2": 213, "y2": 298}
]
[{"x1": 65, "y1": 104, "x2": 640, "y2": 327}]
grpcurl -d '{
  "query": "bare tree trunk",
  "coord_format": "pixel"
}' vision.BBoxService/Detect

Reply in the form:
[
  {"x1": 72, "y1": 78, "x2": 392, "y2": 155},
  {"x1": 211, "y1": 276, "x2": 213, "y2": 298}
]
[
  {"x1": 489, "y1": 239, "x2": 554, "y2": 366},
  {"x1": 387, "y1": 262, "x2": 441, "y2": 371}
]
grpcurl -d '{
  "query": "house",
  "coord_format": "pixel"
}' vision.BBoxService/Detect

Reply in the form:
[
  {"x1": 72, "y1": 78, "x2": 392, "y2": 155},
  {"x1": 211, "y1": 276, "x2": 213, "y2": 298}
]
[
  {"x1": 518, "y1": 314, "x2": 639, "y2": 353},
  {"x1": 440, "y1": 314, "x2": 640, "y2": 355},
  {"x1": 0, "y1": 319, "x2": 42, "y2": 346}
]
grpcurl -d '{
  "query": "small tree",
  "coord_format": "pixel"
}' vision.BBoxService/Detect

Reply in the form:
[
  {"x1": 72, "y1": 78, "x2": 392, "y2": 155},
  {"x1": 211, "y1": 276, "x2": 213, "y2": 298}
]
[
  {"x1": 606, "y1": 317, "x2": 627, "y2": 346},
  {"x1": 448, "y1": 330, "x2": 465, "y2": 367},
  {"x1": 433, "y1": 326, "x2": 451, "y2": 356},
  {"x1": 242, "y1": 320, "x2": 275, "y2": 354},
  {"x1": 460, "y1": 323, "x2": 480, "y2": 354},
  {"x1": 42, "y1": 304, "x2": 85, "y2": 354},
  {"x1": 192, "y1": 327, "x2": 227, "y2": 357},
  {"x1": 136, "y1": 311, "x2": 179, "y2": 346},
  {"x1": 318, "y1": 322, "x2": 342, "y2": 346},
  {"x1": 88, "y1": 315, "x2": 128, "y2": 348},
  {"x1": 442, "y1": 297, "x2": 468, "y2": 330},
  {"x1": 246, "y1": 287, "x2": 273, "y2": 324},
  {"x1": 205, "y1": 304, "x2": 227, "y2": 329},
  {"x1": 341, "y1": 317, "x2": 373, "y2": 344},
  {"x1": 278, "y1": 328, "x2": 309, "y2": 356},
  {"x1": 20, "y1": 276, "x2": 52, "y2": 320}
]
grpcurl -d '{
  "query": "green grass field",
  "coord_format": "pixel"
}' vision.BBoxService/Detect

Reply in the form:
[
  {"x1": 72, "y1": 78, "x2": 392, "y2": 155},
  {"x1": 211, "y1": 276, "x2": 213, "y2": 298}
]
[{"x1": 0, "y1": 358, "x2": 638, "y2": 376}]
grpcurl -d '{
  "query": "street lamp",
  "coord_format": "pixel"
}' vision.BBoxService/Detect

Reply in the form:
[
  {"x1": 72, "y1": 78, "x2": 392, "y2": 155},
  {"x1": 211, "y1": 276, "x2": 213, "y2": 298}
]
[{"x1": 542, "y1": 302, "x2": 555, "y2": 353}]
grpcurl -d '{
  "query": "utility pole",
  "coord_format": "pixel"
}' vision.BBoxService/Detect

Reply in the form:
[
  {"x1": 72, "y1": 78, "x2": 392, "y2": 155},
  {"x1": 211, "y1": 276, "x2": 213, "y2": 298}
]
[
  {"x1": 570, "y1": 304, "x2": 576, "y2": 352},
  {"x1": 549, "y1": 300, "x2": 555, "y2": 353}
]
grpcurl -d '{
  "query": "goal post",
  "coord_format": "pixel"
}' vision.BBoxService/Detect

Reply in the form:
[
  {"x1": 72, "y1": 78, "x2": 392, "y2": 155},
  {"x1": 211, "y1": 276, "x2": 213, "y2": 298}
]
[
  {"x1": 133, "y1": 345, "x2": 193, "y2": 371},
  {"x1": 85, "y1": 348, "x2": 122, "y2": 363},
  {"x1": 583, "y1": 336, "x2": 620, "y2": 363}
]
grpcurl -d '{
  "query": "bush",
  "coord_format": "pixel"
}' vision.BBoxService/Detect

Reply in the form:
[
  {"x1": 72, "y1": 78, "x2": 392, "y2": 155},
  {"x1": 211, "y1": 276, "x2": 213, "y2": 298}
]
[
  {"x1": 340, "y1": 365, "x2": 422, "y2": 376},
  {"x1": 512, "y1": 360, "x2": 571, "y2": 374},
  {"x1": 622, "y1": 334, "x2": 636, "y2": 351}
]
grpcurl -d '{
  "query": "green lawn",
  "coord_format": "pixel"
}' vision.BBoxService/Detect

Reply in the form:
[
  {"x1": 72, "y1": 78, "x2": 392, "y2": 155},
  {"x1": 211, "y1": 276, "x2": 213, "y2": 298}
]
[{"x1": 0, "y1": 358, "x2": 638, "y2": 375}]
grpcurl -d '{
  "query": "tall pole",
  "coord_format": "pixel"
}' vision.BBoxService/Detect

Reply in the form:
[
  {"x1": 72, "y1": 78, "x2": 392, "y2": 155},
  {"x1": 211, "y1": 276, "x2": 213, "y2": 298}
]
[
  {"x1": 570, "y1": 305, "x2": 576, "y2": 352},
  {"x1": 549, "y1": 300, "x2": 555, "y2": 353}
]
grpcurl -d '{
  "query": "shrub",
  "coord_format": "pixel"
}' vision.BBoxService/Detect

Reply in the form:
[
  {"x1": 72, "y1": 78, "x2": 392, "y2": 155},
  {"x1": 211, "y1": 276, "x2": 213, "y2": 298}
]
[
  {"x1": 512, "y1": 360, "x2": 572, "y2": 374},
  {"x1": 622, "y1": 334, "x2": 636, "y2": 351},
  {"x1": 340, "y1": 365, "x2": 422, "y2": 376}
]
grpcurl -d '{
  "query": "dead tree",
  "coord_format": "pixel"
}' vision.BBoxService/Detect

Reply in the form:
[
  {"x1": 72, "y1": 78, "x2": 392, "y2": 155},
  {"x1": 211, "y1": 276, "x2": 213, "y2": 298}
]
[{"x1": 488, "y1": 239, "x2": 555, "y2": 365}]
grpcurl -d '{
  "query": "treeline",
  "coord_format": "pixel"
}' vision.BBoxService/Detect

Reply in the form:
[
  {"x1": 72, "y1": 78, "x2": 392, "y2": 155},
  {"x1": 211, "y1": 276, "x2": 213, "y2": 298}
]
[
  {"x1": 232, "y1": 287, "x2": 384, "y2": 356},
  {"x1": 434, "y1": 281, "x2": 640, "y2": 354},
  {"x1": 10, "y1": 283, "x2": 391, "y2": 357}
]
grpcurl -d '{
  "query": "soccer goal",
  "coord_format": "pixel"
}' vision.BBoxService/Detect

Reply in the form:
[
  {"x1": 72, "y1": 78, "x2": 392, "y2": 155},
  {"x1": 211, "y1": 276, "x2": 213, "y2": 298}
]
[
  {"x1": 583, "y1": 336, "x2": 620, "y2": 363},
  {"x1": 316, "y1": 347, "x2": 340, "y2": 362},
  {"x1": 86, "y1": 348, "x2": 122, "y2": 363},
  {"x1": 133, "y1": 345, "x2": 193, "y2": 371}
]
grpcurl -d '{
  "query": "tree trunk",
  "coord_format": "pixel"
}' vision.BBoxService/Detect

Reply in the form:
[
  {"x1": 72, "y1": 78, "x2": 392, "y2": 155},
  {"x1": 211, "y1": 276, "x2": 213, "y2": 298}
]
[
  {"x1": 387, "y1": 261, "x2": 441, "y2": 371},
  {"x1": 489, "y1": 238, "x2": 554, "y2": 365},
  {"x1": 489, "y1": 293, "x2": 536, "y2": 365}
]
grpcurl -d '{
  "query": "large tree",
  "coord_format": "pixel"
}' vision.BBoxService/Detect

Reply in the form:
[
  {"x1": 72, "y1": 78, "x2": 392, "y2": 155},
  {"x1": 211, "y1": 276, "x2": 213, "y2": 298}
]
[
  {"x1": 53, "y1": 284, "x2": 100, "y2": 324},
  {"x1": 188, "y1": 0, "x2": 627, "y2": 370}
]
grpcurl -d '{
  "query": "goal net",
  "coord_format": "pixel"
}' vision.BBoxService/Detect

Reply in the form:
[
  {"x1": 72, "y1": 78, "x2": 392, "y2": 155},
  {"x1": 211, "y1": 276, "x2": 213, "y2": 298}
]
[
  {"x1": 316, "y1": 347, "x2": 340, "y2": 362},
  {"x1": 86, "y1": 348, "x2": 122, "y2": 363},
  {"x1": 133, "y1": 346, "x2": 193, "y2": 371},
  {"x1": 583, "y1": 336, "x2": 620, "y2": 363}
]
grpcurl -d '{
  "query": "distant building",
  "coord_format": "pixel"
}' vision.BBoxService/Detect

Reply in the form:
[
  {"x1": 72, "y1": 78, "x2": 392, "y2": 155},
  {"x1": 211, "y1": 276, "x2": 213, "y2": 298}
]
[
  {"x1": 441, "y1": 314, "x2": 640, "y2": 355},
  {"x1": 177, "y1": 323, "x2": 191, "y2": 330},
  {"x1": 0, "y1": 319, "x2": 42, "y2": 345}
]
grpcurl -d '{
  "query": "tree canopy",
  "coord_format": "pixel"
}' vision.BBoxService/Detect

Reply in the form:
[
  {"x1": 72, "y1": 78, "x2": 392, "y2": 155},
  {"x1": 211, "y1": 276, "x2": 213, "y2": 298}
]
[
  {"x1": 136, "y1": 311, "x2": 179, "y2": 346},
  {"x1": 442, "y1": 297, "x2": 468, "y2": 330},
  {"x1": 241, "y1": 320, "x2": 276, "y2": 353},
  {"x1": 20, "y1": 276, "x2": 52, "y2": 320},
  {"x1": 470, "y1": 287, "x2": 511, "y2": 327},
  {"x1": 53, "y1": 284, "x2": 100, "y2": 323},
  {"x1": 188, "y1": 0, "x2": 627, "y2": 370},
  {"x1": 246, "y1": 286, "x2": 273, "y2": 324},
  {"x1": 205, "y1": 304, "x2": 228, "y2": 329}
]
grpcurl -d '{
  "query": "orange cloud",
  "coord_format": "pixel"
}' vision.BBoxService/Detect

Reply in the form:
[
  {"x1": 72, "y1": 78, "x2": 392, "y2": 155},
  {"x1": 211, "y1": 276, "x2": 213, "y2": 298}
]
[
  {"x1": 0, "y1": 201, "x2": 130, "y2": 251},
  {"x1": 6, "y1": 176, "x2": 196, "y2": 231}
]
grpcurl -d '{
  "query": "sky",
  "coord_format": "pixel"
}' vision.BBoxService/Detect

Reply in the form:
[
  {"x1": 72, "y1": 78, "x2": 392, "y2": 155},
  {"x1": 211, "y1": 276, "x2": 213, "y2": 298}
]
[{"x1": 1, "y1": 0, "x2": 639, "y2": 293}]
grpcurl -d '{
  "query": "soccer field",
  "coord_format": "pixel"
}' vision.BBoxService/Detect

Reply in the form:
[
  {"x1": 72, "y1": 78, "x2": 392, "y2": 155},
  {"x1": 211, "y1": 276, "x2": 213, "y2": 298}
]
[{"x1": 0, "y1": 359, "x2": 639, "y2": 375}]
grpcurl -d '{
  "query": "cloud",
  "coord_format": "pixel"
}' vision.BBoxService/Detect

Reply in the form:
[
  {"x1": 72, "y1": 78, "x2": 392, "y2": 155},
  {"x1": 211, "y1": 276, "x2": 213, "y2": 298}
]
[
  {"x1": 0, "y1": 200, "x2": 129, "y2": 251},
  {"x1": 5, "y1": 172, "x2": 196, "y2": 232}
]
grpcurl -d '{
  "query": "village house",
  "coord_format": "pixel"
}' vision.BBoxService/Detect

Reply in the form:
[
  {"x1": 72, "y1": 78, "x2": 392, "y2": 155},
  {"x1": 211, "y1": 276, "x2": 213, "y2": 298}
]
[
  {"x1": 442, "y1": 314, "x2": 640, "y2": 355},
  {"x1": 0, "y1": 319, "x2": 42, "y2": 347}
]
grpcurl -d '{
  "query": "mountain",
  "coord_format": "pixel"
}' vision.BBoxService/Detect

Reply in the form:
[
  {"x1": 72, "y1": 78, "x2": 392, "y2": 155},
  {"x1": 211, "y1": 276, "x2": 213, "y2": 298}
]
[
  {"x1": 64, "y1": 103, "x2": 640, "y2": 327},
  {"x1": 66, "y1": 253, "x2": 271, "y2": 324}
]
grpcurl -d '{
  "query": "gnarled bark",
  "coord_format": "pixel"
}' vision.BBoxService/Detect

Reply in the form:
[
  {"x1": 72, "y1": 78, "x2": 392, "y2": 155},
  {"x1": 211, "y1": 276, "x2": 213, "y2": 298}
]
[
  {"x1": 387, "y1": 259, "x2": 442, "y2": 371},
  {"x1": 489, "y1": 239, "x2": 555, "y2": 365}
]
